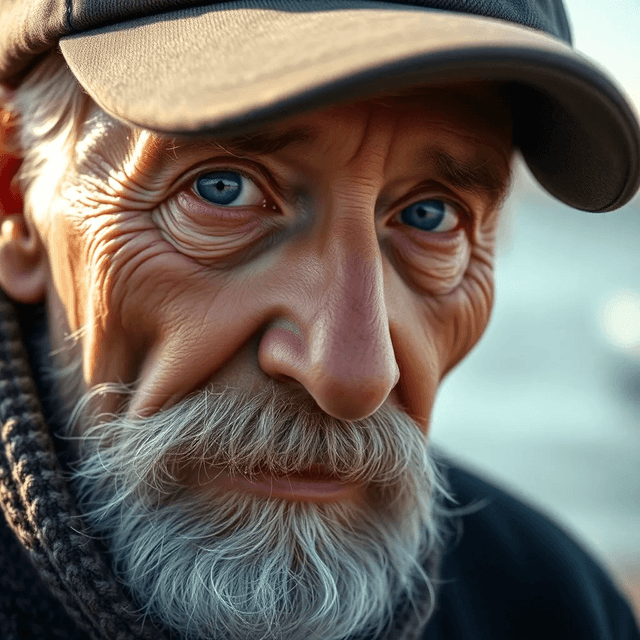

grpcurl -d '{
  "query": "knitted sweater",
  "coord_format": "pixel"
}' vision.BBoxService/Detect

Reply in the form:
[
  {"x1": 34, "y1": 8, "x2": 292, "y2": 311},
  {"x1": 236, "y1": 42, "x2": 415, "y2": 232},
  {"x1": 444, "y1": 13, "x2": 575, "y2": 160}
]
[{"x1": 0, "y1": 291, "x2": 168, "y2": 639}]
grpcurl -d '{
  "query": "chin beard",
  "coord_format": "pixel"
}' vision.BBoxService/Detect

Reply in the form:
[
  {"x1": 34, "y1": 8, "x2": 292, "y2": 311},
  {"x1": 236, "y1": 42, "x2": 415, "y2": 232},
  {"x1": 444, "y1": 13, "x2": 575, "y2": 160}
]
[{"x1": 65, "y1": 383, "x2": 454, "y2": 640}]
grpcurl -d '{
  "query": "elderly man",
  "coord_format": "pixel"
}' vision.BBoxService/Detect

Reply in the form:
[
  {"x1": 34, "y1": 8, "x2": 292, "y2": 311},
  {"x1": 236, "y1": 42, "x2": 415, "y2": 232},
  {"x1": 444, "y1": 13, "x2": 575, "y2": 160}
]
[{"x1": 0, "y1": 0, "x2": 638, "y2": 639}]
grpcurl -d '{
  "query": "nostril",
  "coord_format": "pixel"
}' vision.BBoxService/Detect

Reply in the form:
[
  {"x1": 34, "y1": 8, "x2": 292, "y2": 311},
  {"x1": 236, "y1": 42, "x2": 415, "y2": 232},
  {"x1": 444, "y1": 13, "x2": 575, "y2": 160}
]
[{"x1": 258, "y1": 323, "x2": 308, "y2": 384}]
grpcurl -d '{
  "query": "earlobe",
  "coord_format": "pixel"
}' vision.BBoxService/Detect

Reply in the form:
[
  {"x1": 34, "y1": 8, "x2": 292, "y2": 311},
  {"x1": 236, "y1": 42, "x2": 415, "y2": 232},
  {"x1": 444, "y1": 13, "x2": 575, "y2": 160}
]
[
  {"x1": 0, "y1": 214, "x2": 47, "y2": 303},
  {"x1": 0, "y1": 214, "x2": 47, "y2": 304}
]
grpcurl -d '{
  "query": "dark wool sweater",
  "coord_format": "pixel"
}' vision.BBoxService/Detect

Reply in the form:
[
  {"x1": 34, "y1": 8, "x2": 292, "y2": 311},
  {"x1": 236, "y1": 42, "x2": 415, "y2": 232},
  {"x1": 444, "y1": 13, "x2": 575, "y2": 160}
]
[{"x1": 0, "y1": 290, "x2": 638, "y2": 640}]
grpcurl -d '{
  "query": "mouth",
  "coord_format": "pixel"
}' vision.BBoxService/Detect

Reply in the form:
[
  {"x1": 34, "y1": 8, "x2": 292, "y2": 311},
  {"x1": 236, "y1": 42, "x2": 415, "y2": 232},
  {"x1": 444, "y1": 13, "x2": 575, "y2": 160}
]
[
  {"x1": 183, "y1": 464, "x2": 362, "y2": 503},
  {"x1": 229, "y1": 468, "x2": 362, "y2": 502}
]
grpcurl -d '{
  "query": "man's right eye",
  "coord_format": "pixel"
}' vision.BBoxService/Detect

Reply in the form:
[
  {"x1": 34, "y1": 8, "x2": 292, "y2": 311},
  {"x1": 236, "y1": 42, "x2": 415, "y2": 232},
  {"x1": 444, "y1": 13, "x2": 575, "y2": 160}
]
[
  {"x1": 399, "y1": 198, "x2": 461, "y2": 233},
  {"x1": 193, "y1": 171, "x2": 264, "y2": 207}
]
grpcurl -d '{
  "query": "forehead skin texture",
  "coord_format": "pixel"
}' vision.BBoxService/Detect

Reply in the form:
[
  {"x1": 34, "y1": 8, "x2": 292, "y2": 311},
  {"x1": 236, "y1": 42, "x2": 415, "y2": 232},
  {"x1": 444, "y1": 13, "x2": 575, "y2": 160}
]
[{"x1": 31, "y1": 86, "x2": 512, "y2": 430}]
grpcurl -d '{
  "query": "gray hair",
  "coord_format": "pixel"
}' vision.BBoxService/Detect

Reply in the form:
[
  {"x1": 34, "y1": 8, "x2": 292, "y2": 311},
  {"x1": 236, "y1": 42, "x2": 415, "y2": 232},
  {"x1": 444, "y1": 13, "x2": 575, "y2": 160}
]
[
  {"x1": 67, "y1": 380, "x2": 459, "y2": 640},
  {"x1": 1, "y1": 52, "x2": 88, "y2": 218}
]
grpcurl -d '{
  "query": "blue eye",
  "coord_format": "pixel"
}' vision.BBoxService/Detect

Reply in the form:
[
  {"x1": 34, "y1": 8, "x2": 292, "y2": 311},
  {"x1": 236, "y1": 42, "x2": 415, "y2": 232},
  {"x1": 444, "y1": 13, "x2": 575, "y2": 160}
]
[
  {"x1": 400, "y1": 199, "x2": 459, "y2": 233},
  {"x1": 194, "y1": 171, "x2": 263, "y2": 207}
]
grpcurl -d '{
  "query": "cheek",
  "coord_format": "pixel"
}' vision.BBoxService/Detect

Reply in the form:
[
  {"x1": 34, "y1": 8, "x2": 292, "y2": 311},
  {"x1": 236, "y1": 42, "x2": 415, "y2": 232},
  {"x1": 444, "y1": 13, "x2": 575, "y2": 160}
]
[
  {"x1": 432, "y1": 241, "x2": 495, "y2": 376},
  {"x1": 43, "y1": 198, "x2": 190, "y2": 386},
  {"x1": 82, "y1": 217, "x2": 208, "y2": 385},
  {"x1": 388, "y1": 227, "x2": 471, "y2": 296},
  {"x1": 382, "y1": 220, "x2": 496, "y2": 427},
  {"x1": 45, "y1": 209, "x2": 90, "y2": 336},
  {"x1": 386, "y1": 229, "x2": 495, "y2": 426}
]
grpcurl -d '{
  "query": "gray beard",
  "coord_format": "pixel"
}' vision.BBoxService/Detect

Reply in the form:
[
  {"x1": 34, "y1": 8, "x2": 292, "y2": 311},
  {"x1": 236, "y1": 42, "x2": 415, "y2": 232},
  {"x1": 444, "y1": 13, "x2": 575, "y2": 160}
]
[{"x1": 63, "y1": 381, "x2": 453, "y2": 640}]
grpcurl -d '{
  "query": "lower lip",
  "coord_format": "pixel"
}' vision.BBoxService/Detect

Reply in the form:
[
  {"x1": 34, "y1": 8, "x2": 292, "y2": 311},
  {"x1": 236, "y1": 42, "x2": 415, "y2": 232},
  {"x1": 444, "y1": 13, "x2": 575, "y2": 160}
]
[{"x1": 220, "y1": 470, "x2": 361, "y2": 502}]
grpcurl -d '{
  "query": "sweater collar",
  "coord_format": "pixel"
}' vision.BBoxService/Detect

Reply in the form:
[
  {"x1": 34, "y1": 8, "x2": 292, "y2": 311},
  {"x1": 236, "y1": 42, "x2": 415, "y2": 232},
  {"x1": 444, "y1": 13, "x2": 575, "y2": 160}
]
[{"x1": 0, "y1": 290, "x2": 165, "y2": 640}]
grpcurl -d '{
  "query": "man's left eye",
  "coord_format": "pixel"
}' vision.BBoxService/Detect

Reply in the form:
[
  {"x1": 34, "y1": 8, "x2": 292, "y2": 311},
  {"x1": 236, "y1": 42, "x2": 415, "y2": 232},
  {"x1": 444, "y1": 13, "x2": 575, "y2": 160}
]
[
  {"x1": 399, "y1": 199, "x2": 460, "y2": 233},
  {"x1": 193, "y1": 171, "x2": 264, "y2": 207}
]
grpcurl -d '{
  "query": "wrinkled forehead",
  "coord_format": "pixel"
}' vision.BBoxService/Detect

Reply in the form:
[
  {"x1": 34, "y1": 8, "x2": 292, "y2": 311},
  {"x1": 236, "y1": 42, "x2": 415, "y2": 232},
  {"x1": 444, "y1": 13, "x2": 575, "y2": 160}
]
[
  {"x1": 185, "y1": 82, "x2": 513, "y2": 149},
  {"x1": 75, "y1": 82, "x2": 512, "y2": 178}
]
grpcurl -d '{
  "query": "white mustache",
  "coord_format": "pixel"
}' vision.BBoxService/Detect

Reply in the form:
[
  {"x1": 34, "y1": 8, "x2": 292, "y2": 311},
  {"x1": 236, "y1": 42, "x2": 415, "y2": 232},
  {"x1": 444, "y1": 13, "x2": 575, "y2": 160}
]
[{"x1": 70, "y1": 382, "x2": 435, "y2": 506}]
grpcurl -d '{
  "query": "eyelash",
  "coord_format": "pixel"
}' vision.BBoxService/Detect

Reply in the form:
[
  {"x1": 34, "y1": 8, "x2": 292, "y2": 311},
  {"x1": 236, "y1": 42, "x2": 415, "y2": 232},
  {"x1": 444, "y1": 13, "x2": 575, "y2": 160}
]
[
  {"x1": 181, "y1": 162, "x2": 282, "y2": 209},
  {"x1": 184, "y1": 163, "x2": 471, "y2": 234}
]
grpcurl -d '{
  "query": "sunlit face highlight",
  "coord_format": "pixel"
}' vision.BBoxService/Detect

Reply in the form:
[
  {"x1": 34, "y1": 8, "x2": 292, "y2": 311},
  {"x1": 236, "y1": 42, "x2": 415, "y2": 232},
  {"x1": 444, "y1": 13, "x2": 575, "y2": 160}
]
[
  {"x1": 8, "y1": 83, "x2": 514, "y2": 640},
  {"x1": 40, "y1": 86, "x2": 511, "y2": 447}
]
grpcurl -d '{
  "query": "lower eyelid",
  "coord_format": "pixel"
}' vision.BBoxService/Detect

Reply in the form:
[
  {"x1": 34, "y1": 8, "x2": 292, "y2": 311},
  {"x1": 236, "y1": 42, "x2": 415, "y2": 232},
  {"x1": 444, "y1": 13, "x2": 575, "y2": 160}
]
[
  {"x1": 152, "y1": 199, "x2": 277, "y2": 264},
  {"x1": 388, "y1": 226, "x2": 471, "y2": 294},
  {"x1": 177, "y1": 191, "x2": 258, "y2": 222}
]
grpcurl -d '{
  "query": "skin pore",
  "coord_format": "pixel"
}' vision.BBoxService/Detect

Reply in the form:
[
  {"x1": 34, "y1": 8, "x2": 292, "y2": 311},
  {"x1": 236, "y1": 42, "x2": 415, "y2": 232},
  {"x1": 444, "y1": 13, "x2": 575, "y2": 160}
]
[{"x1": 1, "y1": 84, "x2": 512, "y2": 501}]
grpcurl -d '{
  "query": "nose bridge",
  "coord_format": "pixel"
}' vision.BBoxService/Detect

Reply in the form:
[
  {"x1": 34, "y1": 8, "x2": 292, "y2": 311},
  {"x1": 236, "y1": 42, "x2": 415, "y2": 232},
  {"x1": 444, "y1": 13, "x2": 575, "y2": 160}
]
[
  {"x1": 311, "y1": 230, "x2": 389, "y2": 376},
  {"x1": 258, "y1": 197, "x2": 400, "y2": 421}
]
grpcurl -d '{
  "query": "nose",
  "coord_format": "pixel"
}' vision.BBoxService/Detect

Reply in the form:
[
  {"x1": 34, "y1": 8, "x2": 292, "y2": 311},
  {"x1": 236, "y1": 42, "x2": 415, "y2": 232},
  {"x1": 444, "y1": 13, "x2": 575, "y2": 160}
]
[{"x1": 258, "y1": 236, "x2": 399, "y2": 421}]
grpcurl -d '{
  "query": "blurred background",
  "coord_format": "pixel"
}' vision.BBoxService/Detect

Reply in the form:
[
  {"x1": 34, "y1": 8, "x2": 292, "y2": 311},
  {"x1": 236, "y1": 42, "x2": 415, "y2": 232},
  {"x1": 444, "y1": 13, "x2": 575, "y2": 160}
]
[{"x1": 430, "y1": 0, "x2": 640, "y2": 622}]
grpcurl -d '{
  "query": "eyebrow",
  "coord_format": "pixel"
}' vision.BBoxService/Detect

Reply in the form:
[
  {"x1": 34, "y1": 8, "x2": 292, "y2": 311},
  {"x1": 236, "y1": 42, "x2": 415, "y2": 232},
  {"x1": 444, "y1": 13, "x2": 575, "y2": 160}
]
[
  {"x1": 211, "y1": 126, "x2": 319, "y2": 155},
  {"x1": 159, "y1": 128, "x2": 511, "y2": 202},
  {"x1": 426, "y1": 148, "x2": 512, "y2": 204},
  {"x1": 168, "y1": 127, "x2": 320, "y2": 155}
]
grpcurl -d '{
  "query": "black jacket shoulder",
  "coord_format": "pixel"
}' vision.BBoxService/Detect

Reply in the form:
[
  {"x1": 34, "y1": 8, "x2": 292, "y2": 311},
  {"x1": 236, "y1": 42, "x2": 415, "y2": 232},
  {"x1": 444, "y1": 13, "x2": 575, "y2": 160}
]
[{"x1": 425, "y1": 460, "x2": 640, "y2": 639}]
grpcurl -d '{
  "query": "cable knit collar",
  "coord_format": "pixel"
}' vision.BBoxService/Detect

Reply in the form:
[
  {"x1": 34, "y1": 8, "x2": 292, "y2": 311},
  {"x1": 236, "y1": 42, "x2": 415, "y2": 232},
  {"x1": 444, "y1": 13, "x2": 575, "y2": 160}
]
[{"x1": 0, "y1": 291, "x2": 164, "y2": 640}]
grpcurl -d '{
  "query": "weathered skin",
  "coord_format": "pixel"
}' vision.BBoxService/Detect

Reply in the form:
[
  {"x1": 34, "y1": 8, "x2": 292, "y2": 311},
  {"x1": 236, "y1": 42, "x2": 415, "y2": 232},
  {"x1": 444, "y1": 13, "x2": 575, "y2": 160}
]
[{"x1": 0, "y1": 86, "x2": 512, "y2": 437}]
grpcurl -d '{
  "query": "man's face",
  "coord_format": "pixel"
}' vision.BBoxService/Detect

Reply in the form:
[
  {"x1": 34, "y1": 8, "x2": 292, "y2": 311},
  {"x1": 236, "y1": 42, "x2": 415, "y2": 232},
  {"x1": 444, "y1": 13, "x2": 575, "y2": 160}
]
[
  {"x1": 16, "y1": 84, "x2": 511, "y2": 638},
  {"x1": 40, "y1": 85, "x2": 511, "y2": 435}
]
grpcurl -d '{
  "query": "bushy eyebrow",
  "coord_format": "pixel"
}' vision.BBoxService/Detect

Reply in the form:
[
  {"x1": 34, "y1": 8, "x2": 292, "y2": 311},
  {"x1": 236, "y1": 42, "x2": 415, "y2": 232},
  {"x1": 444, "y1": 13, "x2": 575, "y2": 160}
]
[
  {"x1": 218, "y1": 126, "x2": 319, "y2": 155},
  {"x1": 426, "y1": 148, "x2": 512, "y2": 204},
  {"x1": 158, "y1": 127, "x2": 511, "y2": 204},
  {"x1": 164, "y1": 126, "x2": 319, "y2": 157}
]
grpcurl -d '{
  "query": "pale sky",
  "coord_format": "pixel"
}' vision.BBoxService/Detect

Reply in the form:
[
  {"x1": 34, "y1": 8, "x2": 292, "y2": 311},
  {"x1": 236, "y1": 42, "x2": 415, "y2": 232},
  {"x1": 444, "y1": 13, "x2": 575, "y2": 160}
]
[{"x1": 563, "y1": 0, "x2": 640, "y2": 112}]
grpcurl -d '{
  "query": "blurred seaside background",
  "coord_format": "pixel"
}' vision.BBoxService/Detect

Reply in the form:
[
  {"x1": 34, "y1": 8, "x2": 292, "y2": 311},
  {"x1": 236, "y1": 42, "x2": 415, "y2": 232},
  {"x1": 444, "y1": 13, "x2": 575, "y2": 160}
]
[{"x1": 430, "y1": 0, "x2": 640, "y2": 622}]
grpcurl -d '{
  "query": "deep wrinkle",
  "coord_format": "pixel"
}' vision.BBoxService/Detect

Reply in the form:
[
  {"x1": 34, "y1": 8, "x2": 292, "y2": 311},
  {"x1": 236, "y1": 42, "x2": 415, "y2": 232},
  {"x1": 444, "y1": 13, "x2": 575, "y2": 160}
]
[{"x1": 13, "y1": 86, "x2": 513, "y2": 434}]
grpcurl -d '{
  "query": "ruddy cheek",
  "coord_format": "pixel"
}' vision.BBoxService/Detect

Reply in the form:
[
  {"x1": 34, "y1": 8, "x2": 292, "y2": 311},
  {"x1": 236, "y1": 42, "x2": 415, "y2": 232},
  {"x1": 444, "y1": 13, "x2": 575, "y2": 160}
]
[
  {"x1": 151, "y1": 193, "x2": 277, "y2": 262},
  {"x1": 391, "y1": 228, "x2": 471, "y2": 296}
]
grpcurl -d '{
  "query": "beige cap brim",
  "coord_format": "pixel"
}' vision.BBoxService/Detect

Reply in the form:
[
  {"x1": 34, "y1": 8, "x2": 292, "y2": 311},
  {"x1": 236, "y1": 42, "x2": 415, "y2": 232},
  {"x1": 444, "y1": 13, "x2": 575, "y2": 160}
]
[{"x1": 59, "y1": 0, "x2": 640, "y2": 212}]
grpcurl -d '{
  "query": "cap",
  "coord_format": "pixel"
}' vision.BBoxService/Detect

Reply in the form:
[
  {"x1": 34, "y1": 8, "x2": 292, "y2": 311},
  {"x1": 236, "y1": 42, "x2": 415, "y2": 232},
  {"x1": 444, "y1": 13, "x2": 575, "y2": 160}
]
[{"x1": 1, "y1": 0, "x2": 639, "y2": 212}]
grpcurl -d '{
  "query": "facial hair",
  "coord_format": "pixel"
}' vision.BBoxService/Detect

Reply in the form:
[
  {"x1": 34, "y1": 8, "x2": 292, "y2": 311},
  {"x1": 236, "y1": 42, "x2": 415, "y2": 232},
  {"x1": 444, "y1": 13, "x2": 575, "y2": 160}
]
[{"x1": 64, "y1": 381, "x2": 454, "y2": 640}]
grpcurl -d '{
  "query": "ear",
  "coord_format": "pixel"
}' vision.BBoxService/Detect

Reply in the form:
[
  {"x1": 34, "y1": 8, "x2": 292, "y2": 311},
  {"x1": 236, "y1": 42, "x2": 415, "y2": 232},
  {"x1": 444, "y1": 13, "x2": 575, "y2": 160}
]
[{"x1": 0, "y1": 110, "x2": 47, "y2": 304}]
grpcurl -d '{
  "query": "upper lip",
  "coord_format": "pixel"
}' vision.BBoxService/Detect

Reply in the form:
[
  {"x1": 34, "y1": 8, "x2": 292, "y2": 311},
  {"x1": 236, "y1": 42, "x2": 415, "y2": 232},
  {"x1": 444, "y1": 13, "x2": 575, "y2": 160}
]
[{"x1": 252, "y1": 465, "x2": 344, "y2": 483}]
